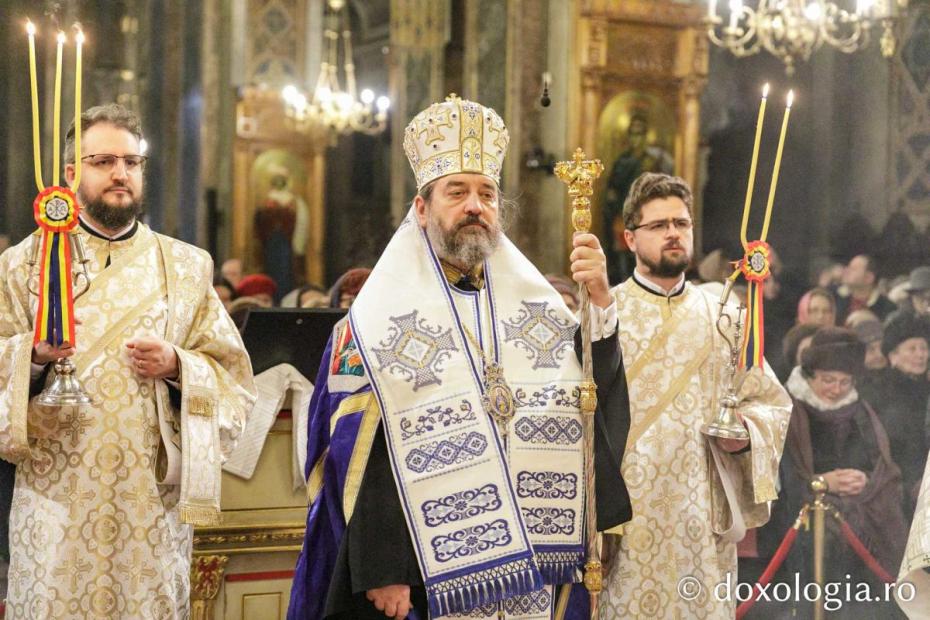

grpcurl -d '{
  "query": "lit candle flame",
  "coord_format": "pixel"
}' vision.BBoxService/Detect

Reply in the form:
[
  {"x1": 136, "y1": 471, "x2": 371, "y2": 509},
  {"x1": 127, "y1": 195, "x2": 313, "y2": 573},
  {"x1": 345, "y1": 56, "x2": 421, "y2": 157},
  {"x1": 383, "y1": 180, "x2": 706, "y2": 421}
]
[
  {"x1": 57, "y1": 31, "x2": 66, "y2": 45},
  {"x1": 75, "y1": 30, "x2": 85, "y2": 45},
  {"x1": 762, "y1": 83, "x2": 770, "y2": 98},
  {"x1": 26, "y1": 20, "x2": 36, "y2": 36},
  {"x1": 786, "y1": 90, "x2": 795, "y2": 108}
]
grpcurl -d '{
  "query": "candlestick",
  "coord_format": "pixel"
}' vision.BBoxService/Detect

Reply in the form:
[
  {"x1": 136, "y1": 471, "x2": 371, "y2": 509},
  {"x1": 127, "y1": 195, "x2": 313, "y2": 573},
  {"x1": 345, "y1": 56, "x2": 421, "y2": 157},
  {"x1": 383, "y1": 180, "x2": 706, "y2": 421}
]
[
  {"x1": 740, "y1": 83, "x2": 769, "y2": 248},
  {"x1": 73, "y1": 28, "x2": 84, "y2": 191},
  {"x1": 761, "y1": 90, "x2": 793, "y2": 241},
  {"x1": 27, "y1": 21, "x2": 45, "y2": 192},
  {"x1": 53, "y1": 31, "x2": 65, "y2": 187}
]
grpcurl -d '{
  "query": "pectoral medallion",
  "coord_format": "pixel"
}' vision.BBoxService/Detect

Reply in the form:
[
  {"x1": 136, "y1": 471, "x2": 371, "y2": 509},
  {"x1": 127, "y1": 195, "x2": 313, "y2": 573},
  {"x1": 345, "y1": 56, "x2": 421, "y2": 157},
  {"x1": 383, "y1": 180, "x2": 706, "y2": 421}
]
[{"x1": 482, "y1": 361, "x2": 515, "y2": 438}]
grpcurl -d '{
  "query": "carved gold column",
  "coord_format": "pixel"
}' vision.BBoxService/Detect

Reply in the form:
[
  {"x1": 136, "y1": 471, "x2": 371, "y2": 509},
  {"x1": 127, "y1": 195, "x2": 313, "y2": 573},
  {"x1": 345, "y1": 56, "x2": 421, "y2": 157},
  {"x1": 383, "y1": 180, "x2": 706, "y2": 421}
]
[
  {"x1": 190, "y1": 554, "x2": 229, "y2": 620},
  {"x1": 389, "y1": 0, "x2": 451, "y2": 224}
]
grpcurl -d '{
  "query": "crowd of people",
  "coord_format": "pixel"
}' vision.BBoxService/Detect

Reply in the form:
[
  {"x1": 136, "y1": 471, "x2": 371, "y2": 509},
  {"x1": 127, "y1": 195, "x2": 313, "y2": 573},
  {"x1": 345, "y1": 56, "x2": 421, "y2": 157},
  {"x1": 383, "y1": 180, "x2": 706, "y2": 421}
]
[
  {"x1": 704, "y1": 253, "x2": 930, "y2": 618},
  {"x1": 211, "y1": 256, "x2": 583, "y2": 332}
]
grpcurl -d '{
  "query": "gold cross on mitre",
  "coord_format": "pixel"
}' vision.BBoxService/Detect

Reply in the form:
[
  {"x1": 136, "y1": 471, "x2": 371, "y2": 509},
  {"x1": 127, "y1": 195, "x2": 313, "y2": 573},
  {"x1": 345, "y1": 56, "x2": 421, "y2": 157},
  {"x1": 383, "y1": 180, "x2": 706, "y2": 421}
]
[{"x1": 555, "y1": 148, "x2": 604, "y2": 234}]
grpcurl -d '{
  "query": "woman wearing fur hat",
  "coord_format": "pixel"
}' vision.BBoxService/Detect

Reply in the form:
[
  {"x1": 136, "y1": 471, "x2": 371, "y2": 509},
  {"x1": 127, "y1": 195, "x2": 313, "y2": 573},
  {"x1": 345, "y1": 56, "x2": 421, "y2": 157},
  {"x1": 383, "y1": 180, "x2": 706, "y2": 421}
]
[
  {"x1": 776, "y1": 328, "x2": 908, "y2": 614},
  {"x1": 859, "y1": 312, "x2": 930, "y2": 520}
]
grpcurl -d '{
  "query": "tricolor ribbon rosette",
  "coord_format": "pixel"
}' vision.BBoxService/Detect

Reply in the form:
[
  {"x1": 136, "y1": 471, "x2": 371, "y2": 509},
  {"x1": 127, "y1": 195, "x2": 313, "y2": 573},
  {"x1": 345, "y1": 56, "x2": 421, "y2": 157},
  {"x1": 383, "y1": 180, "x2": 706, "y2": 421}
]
[
  {"x1": 32, "y1": 186, "x2": 80, "y2": 347},
  {"x1": 738, "y1": 240, "x2": 772, "y2": 370}
]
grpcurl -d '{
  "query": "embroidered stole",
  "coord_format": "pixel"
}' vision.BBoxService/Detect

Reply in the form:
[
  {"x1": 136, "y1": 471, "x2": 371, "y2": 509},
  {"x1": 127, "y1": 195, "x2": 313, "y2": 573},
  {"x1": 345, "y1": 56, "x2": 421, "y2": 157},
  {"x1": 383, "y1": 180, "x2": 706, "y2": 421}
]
[
  {"x1": 349, "y1": 214, "x2": 585, "y2": 617},
  {"x1": 621, "y1": 285, "x2": 714, "y2": 452}
]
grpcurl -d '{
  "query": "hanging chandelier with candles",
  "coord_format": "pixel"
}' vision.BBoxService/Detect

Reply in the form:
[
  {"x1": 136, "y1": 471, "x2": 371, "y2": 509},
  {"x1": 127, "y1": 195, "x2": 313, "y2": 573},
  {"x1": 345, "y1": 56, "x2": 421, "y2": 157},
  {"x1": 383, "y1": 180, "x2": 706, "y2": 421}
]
[
  {"x1": 282, "y1": 0, "x2": 390, "y2": 138},
  {"x1": 705, "y1": 0, "x2": 909, "y2": 74}
]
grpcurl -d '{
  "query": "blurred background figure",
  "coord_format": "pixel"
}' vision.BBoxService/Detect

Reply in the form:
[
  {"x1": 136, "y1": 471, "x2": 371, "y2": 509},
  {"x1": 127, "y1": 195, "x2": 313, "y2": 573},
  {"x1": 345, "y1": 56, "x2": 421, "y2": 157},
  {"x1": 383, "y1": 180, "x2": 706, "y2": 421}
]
[
  {"x1": 852, "y1": 318, "x2": 887, "y2": 372},
  {"x1": 221, "y1": 257, "x2": 244, "y2": 289},
  {"x1": 859, "y1": 311, "x2": 930, "y2": 521},
  {"x1": 297, "y1": 284, "x2": 329, "y2": 309},
  {"x1": 235, "y1": 273, "x2": 277, "y2": 308},
  {"x1": 545, "y1": 273, "x2": 580, "y2": 313},
  {"x1": 213, "y1": 274, "x2": 237, "y2": 311},
  {"x1": 835, "y1": 254, "x2": 896, "y2": 323},
  {"x1": 797, "y1": 287, "x2": 836, "y2": 327},
  {"x1": 844, "y1": 308, "x2": 880, "y2": 328},
  {"x1": 777, "y1": 323, "x2": 820, "y2": 382},
  {"x1": 904, "y1": 266, "x2": 930, "y2": 317},
  {"x1": 328, "y1": 267, "x2": 371, "y2": 308}
]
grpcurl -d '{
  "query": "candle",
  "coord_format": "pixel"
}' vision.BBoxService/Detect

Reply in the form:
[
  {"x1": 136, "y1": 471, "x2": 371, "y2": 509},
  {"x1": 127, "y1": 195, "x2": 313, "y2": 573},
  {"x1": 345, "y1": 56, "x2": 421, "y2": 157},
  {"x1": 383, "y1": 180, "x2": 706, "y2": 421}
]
[
  {"x1": 27, "y1": 21, "x2": 45, "y2": 192},
  {"x1": 53, "y1": 31, "x2": 65, "y2": 187},
  {"x1": 729, "y1": 0, "x2": 742, "y2": 29},
  {"x1": 73, "y1": 28, "x2": 84, "y2": 192},
  {"x1": 740, "y1": 83, "x2": 769, "y2": 248},
  {"x1": 760, "y1": 90, "x2": 793, "y2": 241}
]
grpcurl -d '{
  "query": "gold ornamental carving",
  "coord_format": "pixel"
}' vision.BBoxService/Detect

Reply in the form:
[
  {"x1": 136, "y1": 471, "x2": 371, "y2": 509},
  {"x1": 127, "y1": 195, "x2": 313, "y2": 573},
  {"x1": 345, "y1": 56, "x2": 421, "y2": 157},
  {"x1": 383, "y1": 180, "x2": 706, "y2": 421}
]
[{"x1": 190, "y1": 554, "x2": 229, "y2": 620}]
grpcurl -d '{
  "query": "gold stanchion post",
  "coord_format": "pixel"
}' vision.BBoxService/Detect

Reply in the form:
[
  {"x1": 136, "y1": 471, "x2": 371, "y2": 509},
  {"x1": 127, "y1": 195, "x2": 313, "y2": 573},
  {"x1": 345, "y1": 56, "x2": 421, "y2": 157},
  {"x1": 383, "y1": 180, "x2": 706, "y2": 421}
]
[{"x1": 810, "y1": 476, "x2": 828, "y2": 620}]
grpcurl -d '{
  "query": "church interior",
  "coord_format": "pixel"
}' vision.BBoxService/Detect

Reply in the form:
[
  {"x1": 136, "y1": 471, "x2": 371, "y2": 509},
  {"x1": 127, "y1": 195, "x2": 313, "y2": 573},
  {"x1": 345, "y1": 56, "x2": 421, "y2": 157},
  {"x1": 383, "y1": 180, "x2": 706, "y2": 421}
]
[{"x1": 1, "y1": 0, "x2": 930, "y2": 618}]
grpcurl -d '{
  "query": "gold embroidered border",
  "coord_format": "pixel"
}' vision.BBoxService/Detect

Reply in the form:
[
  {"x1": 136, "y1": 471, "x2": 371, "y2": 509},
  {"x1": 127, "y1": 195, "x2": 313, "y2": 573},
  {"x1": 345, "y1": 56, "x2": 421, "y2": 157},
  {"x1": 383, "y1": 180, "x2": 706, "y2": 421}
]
[
  {"x1": 306, "y1": 448, "x2": 328, "y2": 505},
  {"x1": 10, "y1": 336, "x2": 33, "y2": 458},
  {"x1": 554, "y1": 583, "x2": 573, "y2": 620},
  {"x1": 74, "y1": 229, "x2": 156, "y2": 311},
  {"x1": 72, "y1": 287, "x2": 164, "y2": 374},
  {"x1": 328, "y1": 392, "x2": 375, "y2": 437},
  {"x1": 625, "y1": 340, "x2": 713, "y2": 451},
  {"x1": 623, "y1": 297, "x2": 692, "y2": 384},
  {"x1": 189, "y1": 395, "x2": 215, "y2": 417},
  {"x1": 342, "y1": 394, "x2": 380, "y2": 518}
]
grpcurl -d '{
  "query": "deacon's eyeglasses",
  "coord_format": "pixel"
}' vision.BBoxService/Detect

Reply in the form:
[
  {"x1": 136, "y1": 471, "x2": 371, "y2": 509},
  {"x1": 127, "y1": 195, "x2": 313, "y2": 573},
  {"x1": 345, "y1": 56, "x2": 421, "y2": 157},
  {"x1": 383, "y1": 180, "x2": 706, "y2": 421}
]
[
  {"x1": 80, "y1": 154, "x2": 147, "y2": 173},
  {"x1": 630, "y1": 218, "x2": 693, "y2": 234}
]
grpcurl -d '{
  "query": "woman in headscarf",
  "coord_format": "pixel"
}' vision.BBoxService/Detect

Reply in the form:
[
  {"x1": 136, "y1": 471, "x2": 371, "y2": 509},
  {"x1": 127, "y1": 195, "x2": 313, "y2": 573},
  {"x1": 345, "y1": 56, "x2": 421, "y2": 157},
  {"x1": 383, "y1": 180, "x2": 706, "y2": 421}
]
[
  {"x1": 858, "y1": 311, "x2": 930, "y2": 520},
  {"x1": 775, "y1": 327, "x2": 908, "y2": 617},
  {"x1": 796, "y1": 287, "x2": 837, "y2": 327},
  {"x1": 328, "y1": 267, "x2": 372, "y2": 308}
]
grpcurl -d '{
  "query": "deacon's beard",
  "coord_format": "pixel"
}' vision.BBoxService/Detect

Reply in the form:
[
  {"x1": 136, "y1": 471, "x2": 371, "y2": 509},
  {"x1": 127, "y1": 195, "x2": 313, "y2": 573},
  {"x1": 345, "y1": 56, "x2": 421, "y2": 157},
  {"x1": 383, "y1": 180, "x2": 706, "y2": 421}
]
[
  {"x1": 426, "y1": 212, "x2": 502, "y2": 271},
  {"x1": 638, "y1": 248, "x2": 691, "y2": 279},
  {"x1": 79, "y1": 187, "x2": 143, "y2": 231}
]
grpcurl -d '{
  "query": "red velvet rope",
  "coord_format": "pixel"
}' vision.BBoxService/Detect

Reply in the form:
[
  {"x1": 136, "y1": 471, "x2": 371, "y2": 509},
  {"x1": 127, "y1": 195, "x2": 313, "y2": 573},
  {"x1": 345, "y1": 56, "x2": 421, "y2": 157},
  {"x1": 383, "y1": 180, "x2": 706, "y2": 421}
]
[
  {"x1": 736, "y1": 526, "x2": 800, "y2": 619},
  {"x1": 836, "y1": 518, "x2": 895, "y2": 584}
]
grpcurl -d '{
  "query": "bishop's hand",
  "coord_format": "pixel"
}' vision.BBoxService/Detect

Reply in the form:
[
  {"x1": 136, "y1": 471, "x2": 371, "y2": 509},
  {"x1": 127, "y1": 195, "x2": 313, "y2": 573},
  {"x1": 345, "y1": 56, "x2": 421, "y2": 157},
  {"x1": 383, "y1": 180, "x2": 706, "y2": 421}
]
[
  {"x1": 366, "y1": 584, "x2": 412, "y2": 620},
  {"x1": 570, "y1": 233, "x2": 611, "y2": 308}
]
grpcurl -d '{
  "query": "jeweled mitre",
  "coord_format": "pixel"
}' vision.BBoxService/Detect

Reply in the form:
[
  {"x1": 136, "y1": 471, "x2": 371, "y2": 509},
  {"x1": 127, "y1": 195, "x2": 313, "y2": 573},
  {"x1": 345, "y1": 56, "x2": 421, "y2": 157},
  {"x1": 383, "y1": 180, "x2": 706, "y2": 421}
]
[{"x1": 403, "y1": 94, "x2": 510, "y2": 190}]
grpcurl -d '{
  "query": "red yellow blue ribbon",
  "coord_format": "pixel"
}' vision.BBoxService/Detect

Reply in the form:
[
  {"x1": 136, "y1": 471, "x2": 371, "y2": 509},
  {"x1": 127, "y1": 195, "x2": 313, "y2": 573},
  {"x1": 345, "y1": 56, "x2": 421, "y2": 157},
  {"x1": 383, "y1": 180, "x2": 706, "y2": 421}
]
[
  {"x1": 738, "y1": 240, "x2": 771, "y2": 369},
  {"x1": 32, "y1": 186, "x2": 79, "y2": 347}
]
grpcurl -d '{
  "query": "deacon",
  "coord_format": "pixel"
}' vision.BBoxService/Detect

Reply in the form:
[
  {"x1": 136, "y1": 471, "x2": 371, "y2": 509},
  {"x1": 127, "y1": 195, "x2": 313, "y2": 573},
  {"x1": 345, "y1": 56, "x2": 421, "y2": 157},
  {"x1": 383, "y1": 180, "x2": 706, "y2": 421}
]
[
  {"x1": 0, "y1": 104, "x2": 255, "y2": 618},
  {"x1": 288, "y1": 95, "x2": 632, "y2": 619},
  {"x1": 599, "y1": 172, "x2": 791, "y2": 618}
]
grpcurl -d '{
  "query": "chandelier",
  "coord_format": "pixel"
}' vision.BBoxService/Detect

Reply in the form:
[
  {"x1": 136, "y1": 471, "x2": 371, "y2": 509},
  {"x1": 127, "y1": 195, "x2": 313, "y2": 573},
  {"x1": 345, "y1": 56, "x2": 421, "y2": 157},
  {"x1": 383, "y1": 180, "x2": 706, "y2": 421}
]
[
  {"x1": 282, "y1": 0, "x2": 389, "y2": 137},
  {"x1": 705, "y1": 0, "x2": 909, "y2": 74}
]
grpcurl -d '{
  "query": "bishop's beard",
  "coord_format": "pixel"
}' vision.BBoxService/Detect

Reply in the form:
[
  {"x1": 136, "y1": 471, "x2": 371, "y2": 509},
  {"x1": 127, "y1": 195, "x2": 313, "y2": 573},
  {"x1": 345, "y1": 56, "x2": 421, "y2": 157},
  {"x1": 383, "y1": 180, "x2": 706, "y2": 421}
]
[{"x1": 426, "y1": 212, "x2": 502, "y2": 271}]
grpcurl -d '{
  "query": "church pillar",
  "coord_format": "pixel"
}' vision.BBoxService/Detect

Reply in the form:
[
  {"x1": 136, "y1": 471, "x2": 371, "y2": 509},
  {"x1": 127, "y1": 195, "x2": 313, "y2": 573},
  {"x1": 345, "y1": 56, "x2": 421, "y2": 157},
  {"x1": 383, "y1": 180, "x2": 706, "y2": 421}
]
[
  {"x1": 888, "y1": 4, "x2": 930, "y2": 229},
  {"x1": 177, "y1": 0, "x2": 204, "y2": 246},
  {"x1": 388, "y1": 0, "x2": 451, "y2": 224}
]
